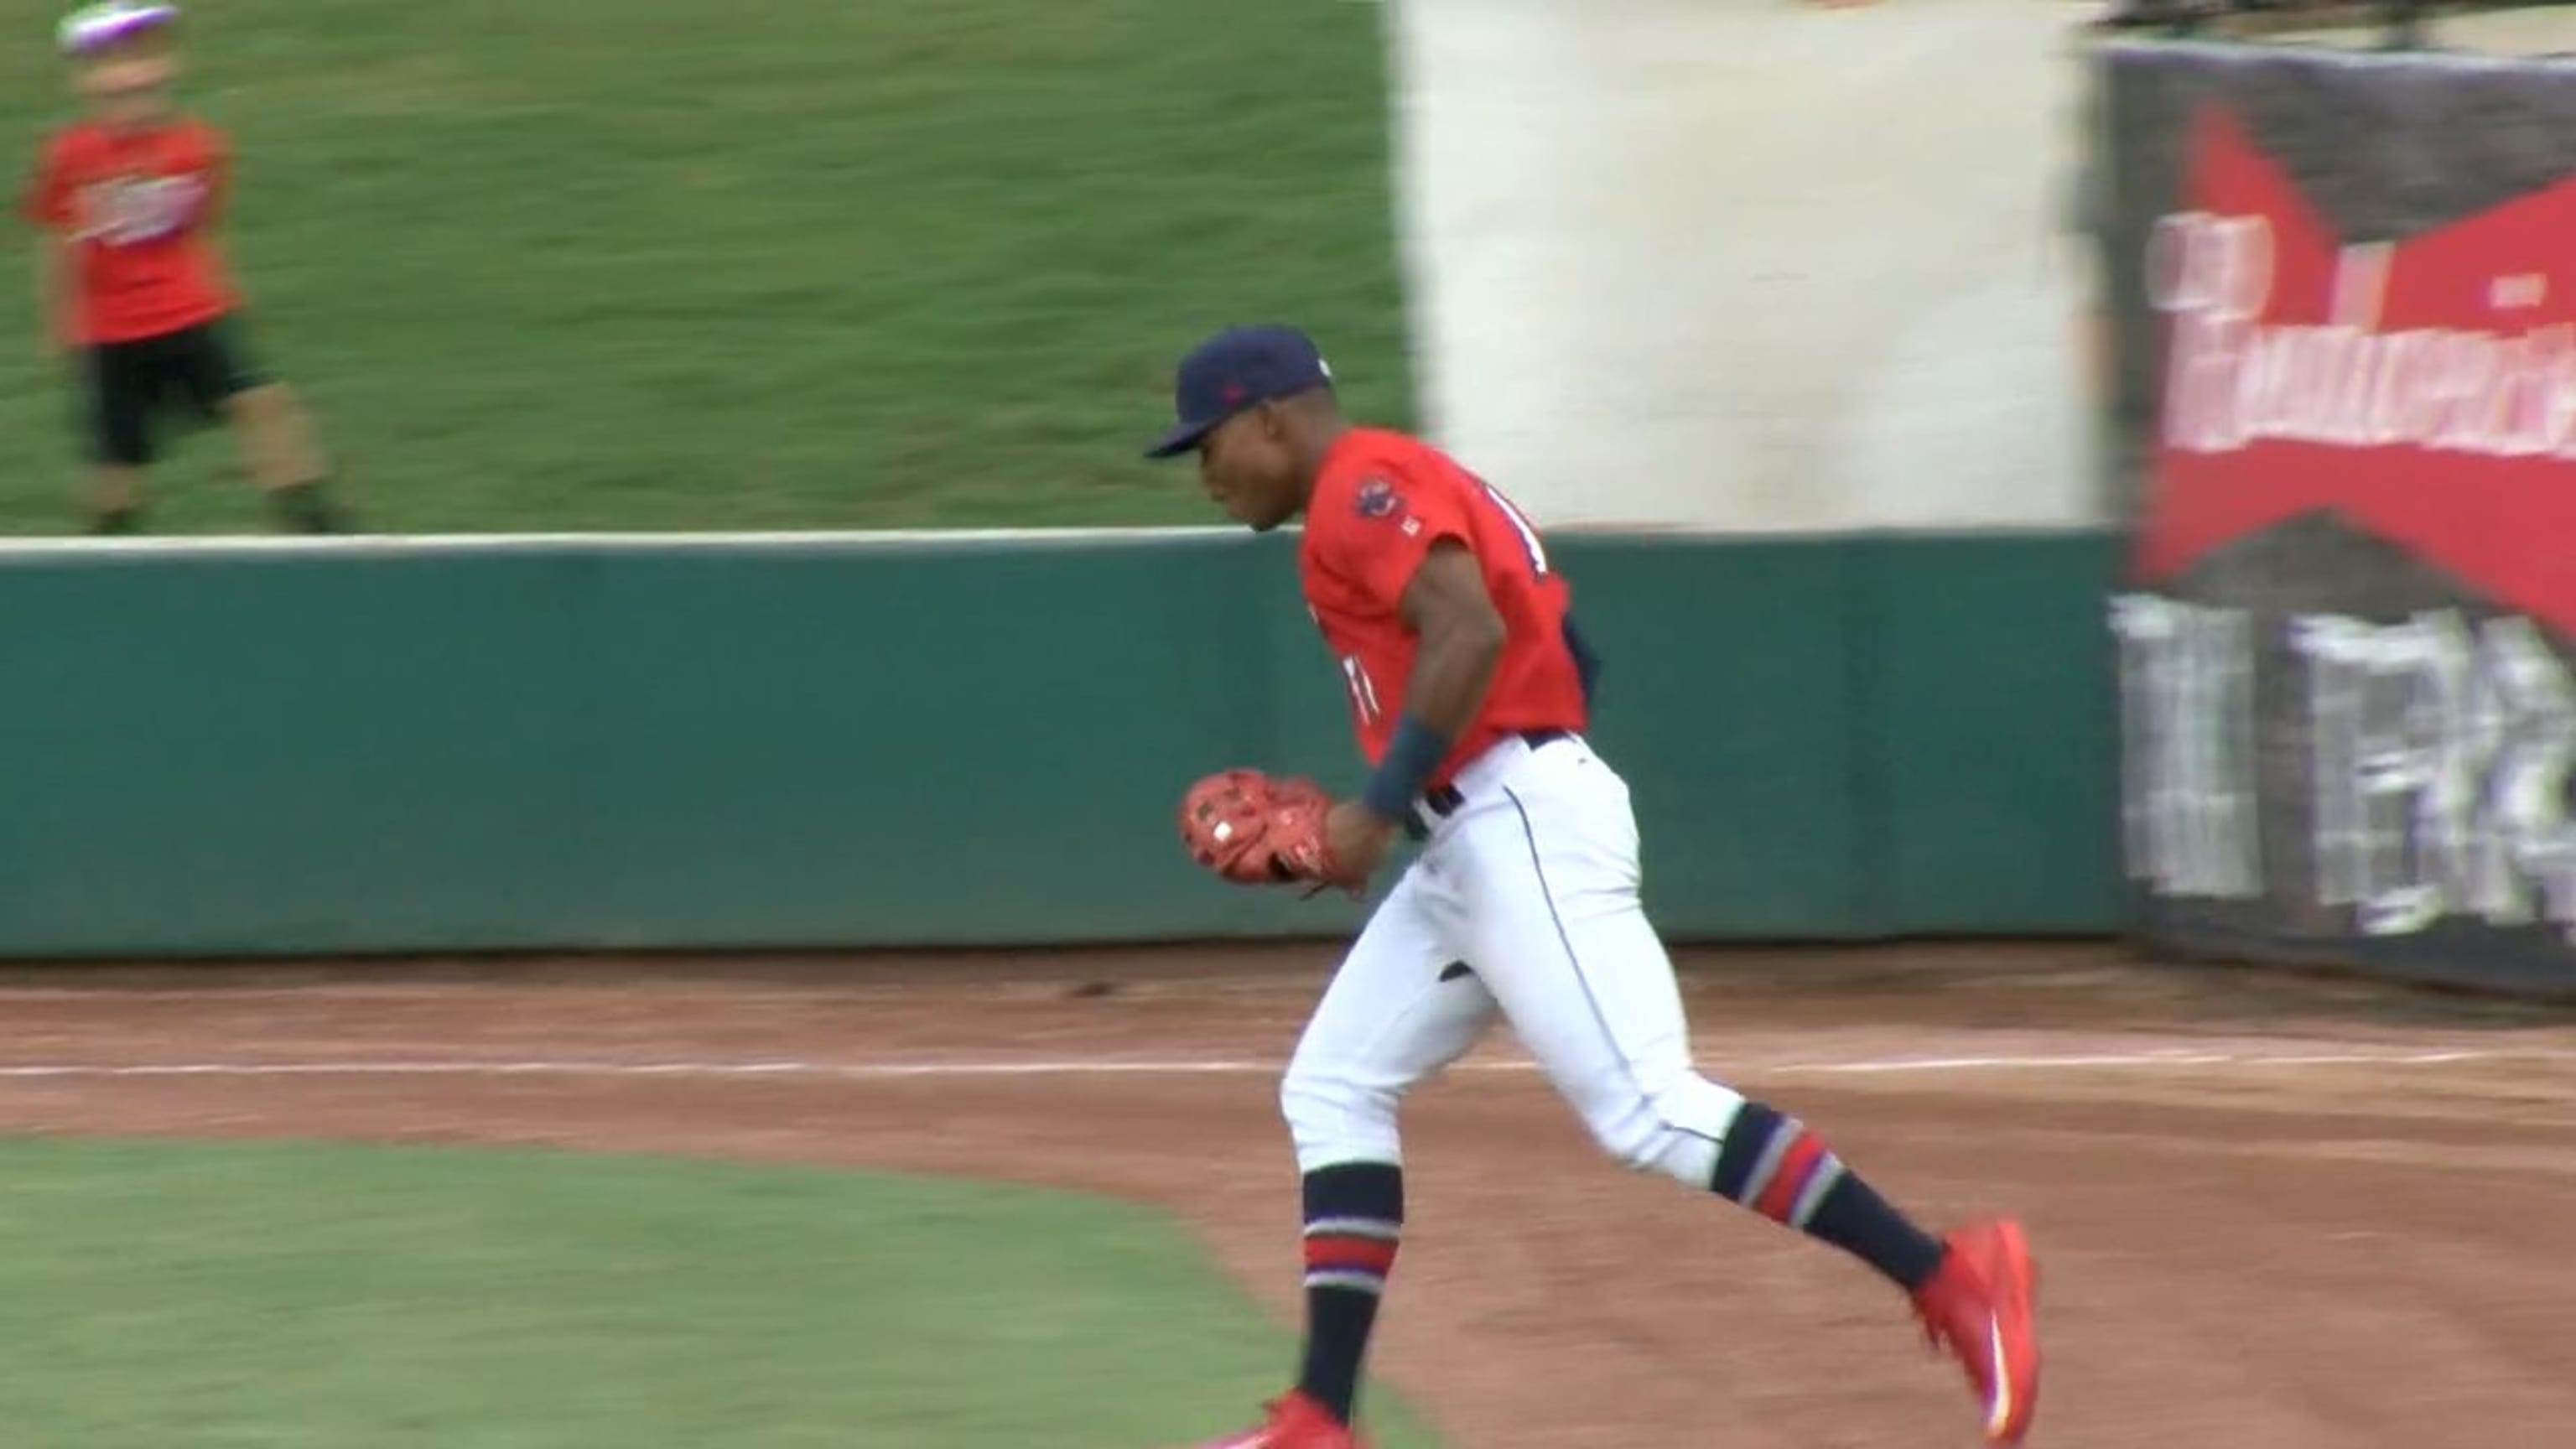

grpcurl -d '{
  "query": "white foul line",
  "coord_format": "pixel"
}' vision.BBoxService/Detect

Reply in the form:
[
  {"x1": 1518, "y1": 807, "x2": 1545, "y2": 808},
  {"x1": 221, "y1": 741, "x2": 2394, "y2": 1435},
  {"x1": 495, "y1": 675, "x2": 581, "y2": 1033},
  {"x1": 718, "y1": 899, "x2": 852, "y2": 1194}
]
[{"x1": 0, "y1": 1046, "x2": 2563, "y2": 1082}]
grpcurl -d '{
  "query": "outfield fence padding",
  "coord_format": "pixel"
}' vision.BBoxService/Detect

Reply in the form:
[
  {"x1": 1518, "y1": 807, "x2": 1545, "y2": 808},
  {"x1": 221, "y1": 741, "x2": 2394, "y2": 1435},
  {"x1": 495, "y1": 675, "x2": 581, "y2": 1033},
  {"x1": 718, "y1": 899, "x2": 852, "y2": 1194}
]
[{"x1": 0, "y1": 531, "x2": 2115, "y2": 958}]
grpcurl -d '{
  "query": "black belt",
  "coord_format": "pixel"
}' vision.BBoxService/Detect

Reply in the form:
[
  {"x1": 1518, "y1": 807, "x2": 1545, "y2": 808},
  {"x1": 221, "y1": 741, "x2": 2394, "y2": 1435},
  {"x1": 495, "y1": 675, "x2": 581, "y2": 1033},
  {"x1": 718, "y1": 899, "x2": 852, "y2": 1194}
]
[{"x1": 1410, "y1": 729, "x2": 1576, "y2": 831}]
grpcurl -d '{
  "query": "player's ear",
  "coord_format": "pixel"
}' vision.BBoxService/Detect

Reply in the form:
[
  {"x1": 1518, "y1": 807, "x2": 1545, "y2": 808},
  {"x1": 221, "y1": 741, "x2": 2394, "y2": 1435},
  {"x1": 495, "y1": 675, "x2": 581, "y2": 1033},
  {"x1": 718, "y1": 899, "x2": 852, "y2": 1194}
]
[{"x1": 1254, "y1": 401, "x2": 1285, "y2": 442}]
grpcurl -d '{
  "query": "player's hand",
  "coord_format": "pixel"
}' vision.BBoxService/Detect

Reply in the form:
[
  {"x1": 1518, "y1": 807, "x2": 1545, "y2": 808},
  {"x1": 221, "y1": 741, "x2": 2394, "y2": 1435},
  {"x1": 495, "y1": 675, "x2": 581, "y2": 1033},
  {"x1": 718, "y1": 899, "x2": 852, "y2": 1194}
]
[
  {"x1": 1182, "y1": 769, "x2": 1366, "y2": 895},
  {"x1": 1324, "y1": 799, "x2": 1399, "y2": 885}
]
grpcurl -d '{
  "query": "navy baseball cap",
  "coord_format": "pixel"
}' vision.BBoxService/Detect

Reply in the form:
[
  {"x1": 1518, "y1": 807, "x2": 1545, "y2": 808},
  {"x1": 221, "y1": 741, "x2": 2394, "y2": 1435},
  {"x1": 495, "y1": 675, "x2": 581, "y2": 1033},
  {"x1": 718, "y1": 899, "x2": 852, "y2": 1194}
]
[{"x1": 1144, "y1": 325, "x2": 1334, "y2": 459}]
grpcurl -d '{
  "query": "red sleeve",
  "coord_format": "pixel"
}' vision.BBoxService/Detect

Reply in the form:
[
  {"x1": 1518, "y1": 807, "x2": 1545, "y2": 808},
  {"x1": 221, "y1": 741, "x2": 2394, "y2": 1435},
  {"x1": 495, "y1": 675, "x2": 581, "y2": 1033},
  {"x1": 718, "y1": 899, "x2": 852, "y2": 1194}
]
[
  {"x1": 21, "y1": 135, "x2": 74, "y2": 229},
  {"x1": 1311, "y1": 456, "x2": 1477, "y2": 614}
]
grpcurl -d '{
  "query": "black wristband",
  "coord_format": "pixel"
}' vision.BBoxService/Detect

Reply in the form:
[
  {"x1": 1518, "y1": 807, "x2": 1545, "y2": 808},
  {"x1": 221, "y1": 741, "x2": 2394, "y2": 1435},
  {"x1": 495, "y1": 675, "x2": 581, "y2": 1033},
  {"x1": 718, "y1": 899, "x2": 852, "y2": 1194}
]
[{"x1": 1361, "y1": 714, "x2": 1450, "y2": 821}]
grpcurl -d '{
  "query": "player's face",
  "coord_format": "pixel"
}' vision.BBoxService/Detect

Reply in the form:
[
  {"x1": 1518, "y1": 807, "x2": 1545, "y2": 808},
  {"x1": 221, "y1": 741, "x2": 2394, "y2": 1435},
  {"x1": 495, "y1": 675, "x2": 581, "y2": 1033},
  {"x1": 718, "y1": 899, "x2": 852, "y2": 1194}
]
[
  {"x1": 1197, "y1": 408, "x2": 1301, "y2": 532},
  {"x1": 76, "y1": 35, "x2": 179, "y2": 124}
]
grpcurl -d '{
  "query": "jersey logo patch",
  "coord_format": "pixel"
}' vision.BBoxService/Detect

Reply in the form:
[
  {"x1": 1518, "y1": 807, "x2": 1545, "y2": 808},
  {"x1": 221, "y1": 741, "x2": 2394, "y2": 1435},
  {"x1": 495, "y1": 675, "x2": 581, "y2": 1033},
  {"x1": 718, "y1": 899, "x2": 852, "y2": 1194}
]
[
  {"x1": 1354, "y1": 478, "x2": 1405, "y2": 519},
  {"x1": 75, "y1": 173, "x2": 207, "y2": 246}
]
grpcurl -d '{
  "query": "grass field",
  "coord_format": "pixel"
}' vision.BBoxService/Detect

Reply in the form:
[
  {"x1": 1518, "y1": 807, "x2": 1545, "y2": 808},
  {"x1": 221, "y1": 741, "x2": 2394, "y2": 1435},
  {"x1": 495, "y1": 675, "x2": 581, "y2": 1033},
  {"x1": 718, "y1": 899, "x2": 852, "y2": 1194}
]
[
  {"x1": 0, "y1": 0, "x2": 1415, "y2": 535},
  {"x1": 0, "y1": 1135, "x2": 1445, "y2": 1447}
]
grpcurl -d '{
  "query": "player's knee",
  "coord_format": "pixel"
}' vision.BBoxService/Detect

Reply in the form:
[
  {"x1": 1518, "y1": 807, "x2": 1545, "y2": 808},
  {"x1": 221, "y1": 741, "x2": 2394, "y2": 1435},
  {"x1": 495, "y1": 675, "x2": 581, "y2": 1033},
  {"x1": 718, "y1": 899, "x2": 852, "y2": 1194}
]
[
  {"x1": 1587, "y1": 1111, "x2": 1672, "y2": 1175},
  {"x1": 223, "y1": 382, "x2": 287, "y2": 421},
  {"x1": 1580, "y1": 1072, "x2": 1743, "y2": 1185},
  {"x1": 1280, "y1": 1060, "x2": 1402, "y2": 1174}
]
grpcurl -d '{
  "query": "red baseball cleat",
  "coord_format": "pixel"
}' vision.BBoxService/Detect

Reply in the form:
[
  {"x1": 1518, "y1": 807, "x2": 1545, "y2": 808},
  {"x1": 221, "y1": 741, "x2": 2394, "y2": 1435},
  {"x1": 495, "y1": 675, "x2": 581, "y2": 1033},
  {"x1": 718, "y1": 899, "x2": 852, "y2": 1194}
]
[
  {"x1": 1197, "y1": 1391, "x2": 1364, "y2": 1449},
  {"x1": 1911, "y1": 1218, "x2": 2042, "y2": 1444}
]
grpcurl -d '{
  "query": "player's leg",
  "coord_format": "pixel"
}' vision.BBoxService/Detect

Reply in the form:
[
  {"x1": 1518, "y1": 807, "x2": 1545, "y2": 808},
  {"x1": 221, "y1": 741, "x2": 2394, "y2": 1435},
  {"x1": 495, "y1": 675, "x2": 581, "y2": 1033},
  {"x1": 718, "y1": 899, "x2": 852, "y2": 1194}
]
[
  {"x1": 85, "y1": 463, "x2": 148, "y2": 534},
  {"x1": 1257, "y1": 861, "x2": 1494, "y2": 1439},
  {"x1": 1446, "y1": 739, "x2": 2038, "y2": 1441},
  {"x1": 1442, "y1": 743, "x2": 1936, "y2": 1263},
  {"x1": 78, "y1": 340, "x2": 154, "y2": 533},
  {"x1": 184, "y1": 317, "x2": 346, "y2": 532}
]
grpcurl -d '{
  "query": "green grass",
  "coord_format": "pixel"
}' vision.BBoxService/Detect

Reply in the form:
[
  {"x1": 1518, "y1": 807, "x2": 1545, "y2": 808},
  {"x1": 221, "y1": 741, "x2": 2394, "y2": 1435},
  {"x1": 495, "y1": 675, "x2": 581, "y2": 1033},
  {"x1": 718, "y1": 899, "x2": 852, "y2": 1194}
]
[
  {"x1": 0, "y1": 1135, "x2": 1446, "y2": 1447},
  {"x1": 0, "y1": 1, "x2": 1414, "y2": 534}
]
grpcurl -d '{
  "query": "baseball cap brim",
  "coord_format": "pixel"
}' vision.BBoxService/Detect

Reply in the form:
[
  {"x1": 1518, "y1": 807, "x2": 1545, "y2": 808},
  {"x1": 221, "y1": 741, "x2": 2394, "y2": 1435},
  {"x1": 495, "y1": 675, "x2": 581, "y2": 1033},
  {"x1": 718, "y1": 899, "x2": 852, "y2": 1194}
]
[
  {"x1": 59, "y1": 2, "x2": 178, "y2": 56},
  {"x1": 1144, "y1": 415, "x2": 1221, "y2": 460}
]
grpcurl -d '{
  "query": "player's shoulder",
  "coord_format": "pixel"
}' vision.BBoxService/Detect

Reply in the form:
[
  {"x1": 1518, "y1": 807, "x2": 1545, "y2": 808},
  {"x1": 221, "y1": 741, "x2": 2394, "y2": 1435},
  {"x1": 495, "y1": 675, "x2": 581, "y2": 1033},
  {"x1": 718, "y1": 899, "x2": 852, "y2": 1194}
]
[
  {"x1": 1322, "y1": 424, "x2": 1444, "y2": 474},
  {"x1": 1315, "y1": 427, "x2": 1462, "y2": 506},
  {"x1": 34, "y1": 121, "x2": 103, "y2": 168},
  {"x1": 164, "y1": 113, "x2": 230, "y2": 159}
]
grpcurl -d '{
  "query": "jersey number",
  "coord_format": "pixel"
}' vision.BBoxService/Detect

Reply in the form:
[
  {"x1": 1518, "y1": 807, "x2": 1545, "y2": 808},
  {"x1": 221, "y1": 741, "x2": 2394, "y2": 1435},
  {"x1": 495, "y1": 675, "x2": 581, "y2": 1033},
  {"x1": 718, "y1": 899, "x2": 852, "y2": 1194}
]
[
  {"x1": 1472, "y1": 475, "x2": 1550, "y2": 578},
  {"x1": 1332, "y1": 477, "x2": 1542, "y2": 730},
  {"x1": 1340, "y1": 654, "x2": 1384, "y2": 724}
]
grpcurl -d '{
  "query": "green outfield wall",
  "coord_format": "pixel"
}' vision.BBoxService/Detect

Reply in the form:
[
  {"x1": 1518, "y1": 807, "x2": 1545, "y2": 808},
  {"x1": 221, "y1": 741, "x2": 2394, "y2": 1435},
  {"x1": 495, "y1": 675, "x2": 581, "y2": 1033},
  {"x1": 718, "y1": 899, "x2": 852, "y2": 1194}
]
[{"x1": 0, "y1": 532, "x2": 2117, "y2": 958}]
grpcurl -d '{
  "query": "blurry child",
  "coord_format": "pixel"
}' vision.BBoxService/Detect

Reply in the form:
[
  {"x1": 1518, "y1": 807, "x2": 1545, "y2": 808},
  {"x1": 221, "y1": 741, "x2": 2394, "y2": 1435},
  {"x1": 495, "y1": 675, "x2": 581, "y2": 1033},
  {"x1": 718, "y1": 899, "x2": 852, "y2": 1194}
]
[{"x1": 22, "y1": 2, "x2": 350, "y2": 534}]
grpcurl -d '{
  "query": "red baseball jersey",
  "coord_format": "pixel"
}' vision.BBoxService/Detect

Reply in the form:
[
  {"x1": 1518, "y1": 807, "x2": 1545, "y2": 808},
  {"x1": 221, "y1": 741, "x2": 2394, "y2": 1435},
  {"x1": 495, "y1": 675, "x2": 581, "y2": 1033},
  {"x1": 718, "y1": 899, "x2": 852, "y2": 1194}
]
[
  {"x1": 22, "y1": 117, "x2": 236, "y2": 345},
  {"x1": 1298, "y1": 427, "x2": 1591, "y2": 787}
]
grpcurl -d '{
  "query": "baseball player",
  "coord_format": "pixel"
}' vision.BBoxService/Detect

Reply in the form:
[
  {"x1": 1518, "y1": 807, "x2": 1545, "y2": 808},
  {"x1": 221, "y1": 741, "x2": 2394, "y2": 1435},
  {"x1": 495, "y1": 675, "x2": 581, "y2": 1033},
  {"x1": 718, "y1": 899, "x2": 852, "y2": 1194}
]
[
  {"x1": 1159, "y1": 325, "x2": 2041, "y2": 1449},
  {"x1": 23, "y1": 2, "x2": 349, "y2": 535}
]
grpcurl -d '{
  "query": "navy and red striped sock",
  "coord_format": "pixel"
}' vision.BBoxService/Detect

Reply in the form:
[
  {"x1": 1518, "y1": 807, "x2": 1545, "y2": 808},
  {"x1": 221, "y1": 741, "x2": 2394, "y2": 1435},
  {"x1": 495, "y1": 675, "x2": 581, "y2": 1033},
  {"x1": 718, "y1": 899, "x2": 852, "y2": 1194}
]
[
  {"x1": 1711, "y1": 1100, "x2": 1945, "y2": 1291},
  {"x1": 1295, "y1": 1161, "x2": 1403, "y2": 1425}
]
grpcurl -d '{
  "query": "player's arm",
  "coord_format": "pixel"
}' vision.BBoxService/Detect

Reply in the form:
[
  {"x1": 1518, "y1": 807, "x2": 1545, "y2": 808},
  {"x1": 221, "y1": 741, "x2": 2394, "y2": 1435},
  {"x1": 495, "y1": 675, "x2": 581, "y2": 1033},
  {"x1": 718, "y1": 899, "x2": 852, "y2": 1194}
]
[
  {"x1": 32, "y1": 232, "x2": 79, "y2": 356},
  {"x1": 32, "y1": 242, "x2": 54, "y2": 352},
  {"x1": 1355, "y1": 543, "x2": 1505, "y2": 823},
  {"x1": 23, "y1": 145, "x2": 72, "y2": 356}
]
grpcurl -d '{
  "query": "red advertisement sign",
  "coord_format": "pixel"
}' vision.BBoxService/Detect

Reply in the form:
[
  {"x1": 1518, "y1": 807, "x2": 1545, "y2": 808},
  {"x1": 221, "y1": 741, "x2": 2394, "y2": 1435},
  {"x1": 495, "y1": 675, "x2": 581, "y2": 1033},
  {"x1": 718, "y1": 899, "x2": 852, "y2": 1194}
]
[{"x1": 2137, "y1": 104, "x2": 2576, "y2": 633}]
